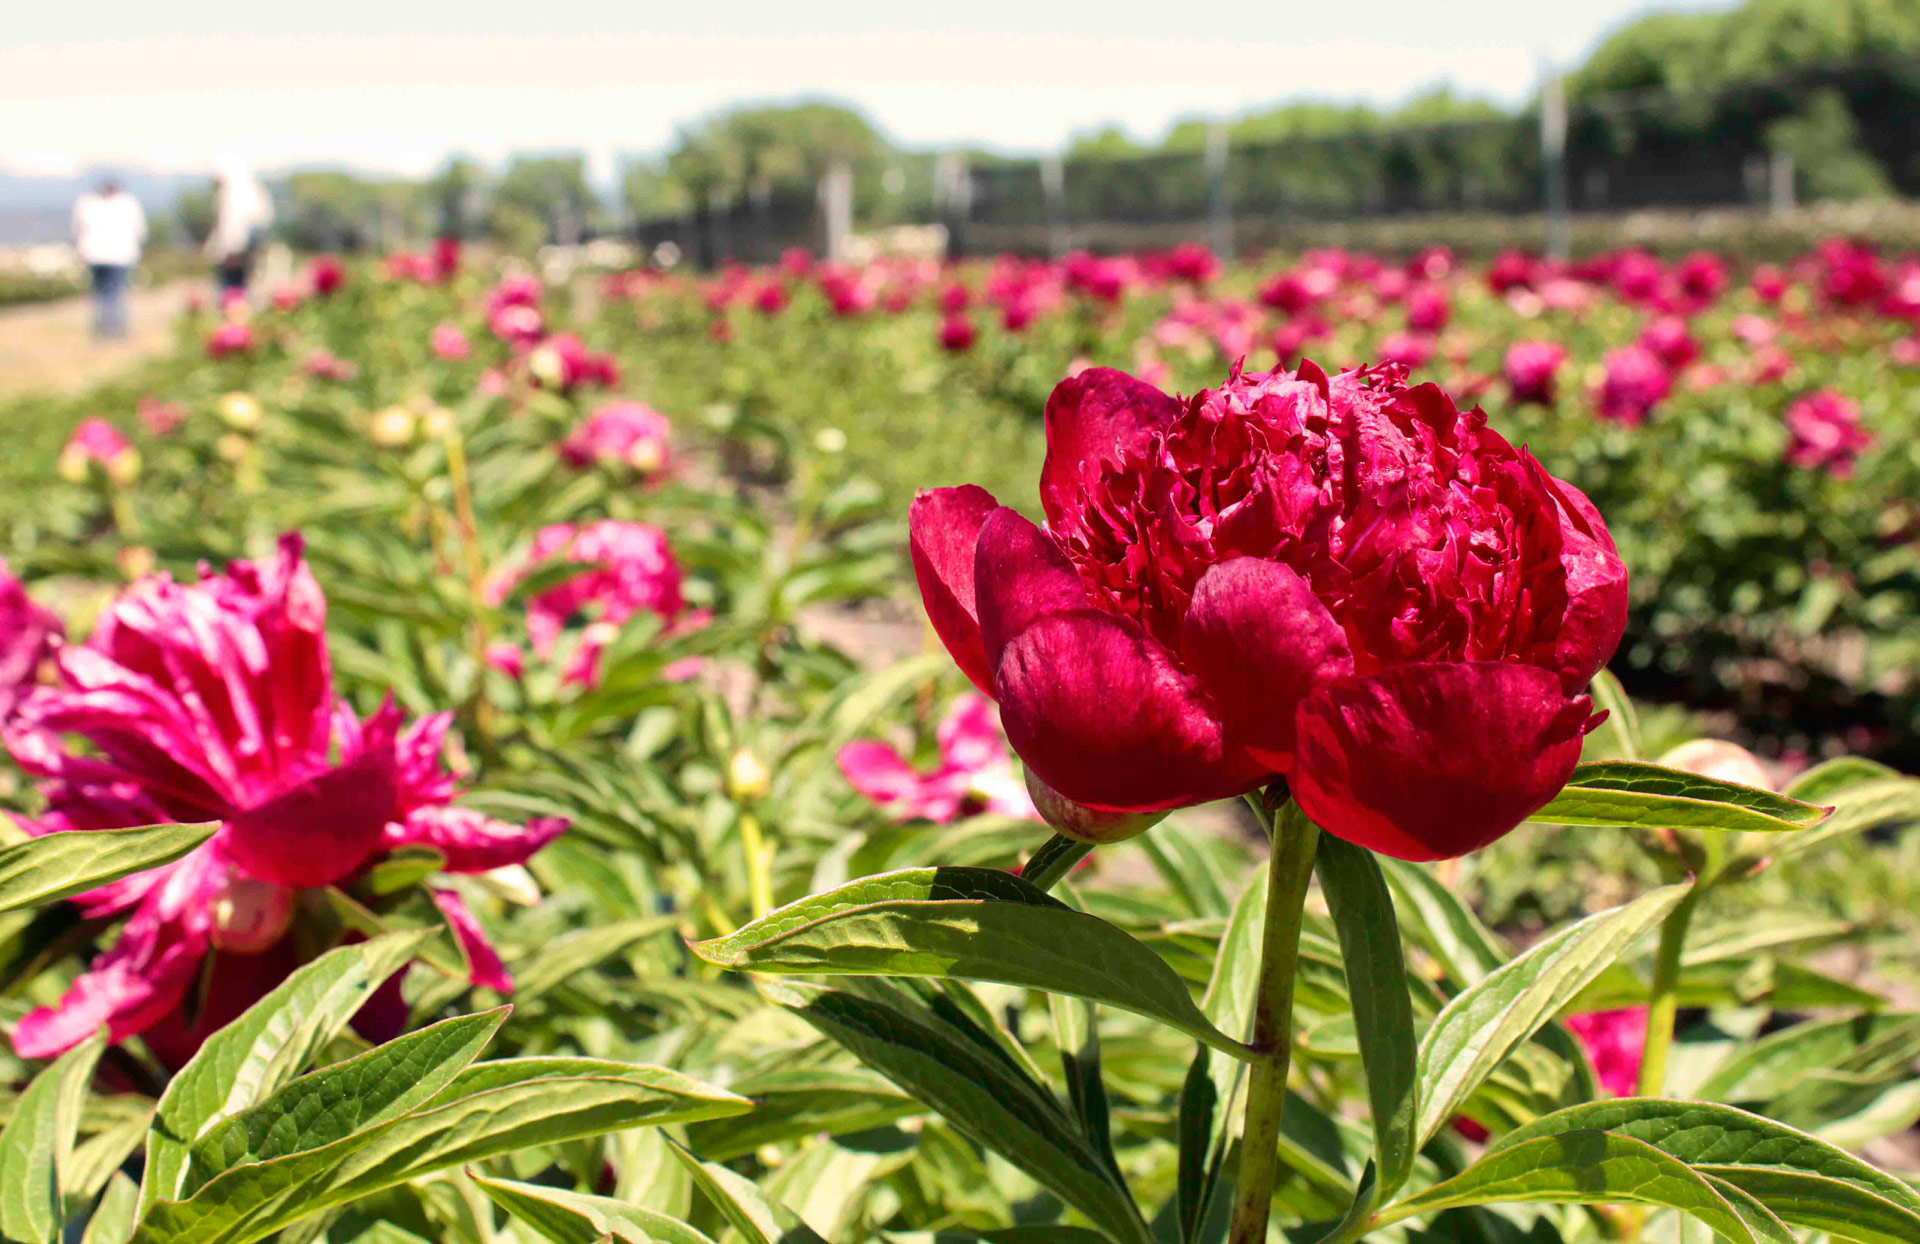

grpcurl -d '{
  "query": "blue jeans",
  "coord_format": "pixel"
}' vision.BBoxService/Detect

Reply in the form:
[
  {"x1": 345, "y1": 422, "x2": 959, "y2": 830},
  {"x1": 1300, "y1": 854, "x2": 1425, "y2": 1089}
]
[{"x1": 90, "y1": 264, "x2": 129, "y2": 337}]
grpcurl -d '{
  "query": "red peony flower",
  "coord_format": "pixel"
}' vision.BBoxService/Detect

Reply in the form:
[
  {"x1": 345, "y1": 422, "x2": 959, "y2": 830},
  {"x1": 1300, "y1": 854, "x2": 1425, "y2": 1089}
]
[
  {"x1": 1565, "y1": 1007, "x2": 1649, "y2": 1098},
  {"x1": 0, "y1": 561, "x2": 60, "y2": 723},
  {"x1": 485, "y1": 521, "x2": 685, "y2": 688},
  {"x1": 1595, "y1": 345, "x2": 1671, "y2": 425},
  {"x1": 1503, "y1": 340, "x2": 1567, "y2": 406},
  {"x1": 1405, "y1": 283, "x2": 1450, "y2": 334},
  {"x1": 205, "y1": 320, "x2": 254, "y2": 359},
  {"x1": 1638, "y1": 315, "x2": 1699, "y2": 370},
  {"x1": 939, "y1": 313, "x2": 978, "y2": 352},
  {"x1": 909, "y1": 361, "x2": 1625, "y2": 858},
  {"x1": 309, "y1": 255, "x2": 346, "y2": 297},
  {"x1": 3, "y1": 535, "x2": 563, "y2": 1058}
]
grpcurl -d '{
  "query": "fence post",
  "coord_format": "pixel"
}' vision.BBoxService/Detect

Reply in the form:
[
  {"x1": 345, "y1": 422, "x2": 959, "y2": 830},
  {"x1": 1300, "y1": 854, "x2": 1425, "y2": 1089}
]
[
  {"x1": 1206, "y1": 121, "x2": 1233, "y2": 260},
  {"x1": 935, "y1": 152, "x2": 972, "y2": 259},
  {"x1": 1769, "y1": 151, "x2": 1796, "y2": 215},
  {"x1": 1041, "y1": 156, "x2": 1069, "y2": 259},
  {"x1": 820, "y1": 161, "x2": 855, "y2": 264},
  {"x1": 1540, "y1": 68, "x2": 1570, "y2": 261}
]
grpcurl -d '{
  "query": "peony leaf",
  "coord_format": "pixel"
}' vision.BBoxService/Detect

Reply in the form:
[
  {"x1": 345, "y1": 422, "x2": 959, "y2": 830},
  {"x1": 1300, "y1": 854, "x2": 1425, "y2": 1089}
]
[
  {"x1": 180, "y1": 1008, "x2": 506, "y2": 1195},
  {"x1": 681, "y1": 1066, "x2": 917, "y2": 1162},
  {"x1": 80, "y1": 1170, "x2": 139, "y2": 1244},
  {"x1": 1414, "y1": 883, "x2": 1686, "y2": 1144},
  {"x1": 0, "y1": 824, "x2": 216, "y2": 916},
  {"x1": 473, "y1": 1173, "x2": 718, "y2": 1244},
  {"x1": 1694, "y1": 1013, "x2": 1920, "y2": 1106},
  {"x1": 772, "y1": 979, "x2": 1154, "y2": 1244},
  {"x1": 1491, "y1": 1098, "x2": 1920, "y2": 1243},
  {"x1": 0, "y1": 1029, "x2": 105, "y2": 1244},
  {"x1": 1376, "y1": 857, "x2": 1507, "y2": 987},
  {"x1": 138, "y1": 931, "x2": 427, "y2": 1215},
  {"x1": 1314, "y1": 836, "x2": 1418, "y2": 1200},
  {"x1": 1532, "y1": 761, "x2": 1829, "y2": 832},
  {"x1": 132, "y1": 1058, "x2": 751, "y2": 1244},
  {"x1": 1380, "y1": 1130, "x2": 1791, "y2": 1244},
  {"x1": 664, "y1": 1138, "x2": 828, "y2": 1244},
  {"x1": 507, "y1": 913, "x2": 680, "y2": 1000},
  {"x1": 690, "y1": 866, "x2": 1251, "y2": 1058}
]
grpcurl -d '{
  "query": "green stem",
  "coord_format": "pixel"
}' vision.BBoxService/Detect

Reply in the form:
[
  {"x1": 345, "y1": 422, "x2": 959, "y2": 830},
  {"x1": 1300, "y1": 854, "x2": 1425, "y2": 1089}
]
[
  {"x1": 1228, "y1": 797, "x2": 1322, "y2": 1244},
  {"x1": 739, "y1": 813, "x2": 774, "y2": 920},
  {"x1": 1021, "y1": 834, "x2": 1095, "y2": 892},
  {"x1": 1637, "y1": 887, "x2": 1701, "y2": 1098}
]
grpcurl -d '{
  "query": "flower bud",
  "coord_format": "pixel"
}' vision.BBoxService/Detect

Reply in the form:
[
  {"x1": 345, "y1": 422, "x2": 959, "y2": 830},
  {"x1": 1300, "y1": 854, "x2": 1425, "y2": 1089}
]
[
  {"x1": 211, "y1": 876, "x2": 296, "y2": 953},
  {"x1": 215, "y1": 433, "x2": 250, "y2": 463},
  {"x1": 217, "y1": 392, "x2": 263, "y2": 431},
  {"x1": 625, "y1": 437, "x2": 665, "y2": 474},
  {"x1": 419, "y1": 405, "x2": 455, "y2": 439},
  {"x1": 369, "y1": 405, "x2": 418, "y2": 447},
  {"x1": 727, "y1": 748, "x2": 771, "y2": 802},
  {"x1": 528, "y1": 344, "x2": 564, "y2": 389},
  {"x1": 814, "y1": 427, "x2": 847, "y2": 454},
  {"x1": 106, "y1": 448, "x2": 142, "y2": 486},
  {"x1": 57, "y1": 447, "x2": 89, "y2": 483},
  {"x1": 1657, "y1": 739, "x2": 1773, "y2": 790},
  {"x1": 117, "y1": 545, "x2": 155, "y2": 581},
  {"x1": 1025, "y1": 768, "x2": 1166, "y2": 844}
]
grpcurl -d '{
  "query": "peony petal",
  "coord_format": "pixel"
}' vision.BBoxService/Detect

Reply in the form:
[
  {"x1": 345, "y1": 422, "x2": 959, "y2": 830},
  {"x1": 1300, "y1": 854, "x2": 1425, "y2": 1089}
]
[
  {"x1": 1039, "y1": 367, "x2": 1185, "y2": 530},
  {"x1": 430, "y1": 886, "x2": 513, "y2": 992},
  {"x1": 992, "y1": 609, "x2": 1264, "y2": 813},
  {"x1": 219, "y1": 735, "x2": 399, "y2": 888},
  {"x1": 12, "y1": 903, "x2": 209, "y2": 1058},
  {"x1": 908, "y1": 486, "x2": 1000, "y2": 694},
  {"x1": 837, "y1": 741, "x2": 962, "y2": 822},
  {"x1": 1178, "y1": 557, "x2": 1353, "y2": 770},
  {"x1": 935, "y1": 693, "x2": 1008, "y2": 773},
  {"x1": 388, "y1": 807, "x2": 567, "y2": 874},
  {"x1": 1540, "y1": 472, "x2": 1630, "y2": 691},
  {"x1": 972, "y1": 508, "x2": 1092, "y2": 671},
  {"x1": 1292, "y1": 661, "x2": 1593, "y2": 862}
]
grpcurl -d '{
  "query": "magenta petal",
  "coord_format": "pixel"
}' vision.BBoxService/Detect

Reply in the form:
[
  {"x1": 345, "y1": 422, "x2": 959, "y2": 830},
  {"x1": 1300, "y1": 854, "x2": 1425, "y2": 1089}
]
[
  {"x1": 1039, "y1": 367, "x2": 1185, "y2": 530},
  {"x1": 1292, "y1": 662, "x2": 1593, "y2": 862},
  {"x1": 837, "y1": 741, "x2": 961, "y2": 822},
  {"x1": 1179, "y1": 557, "x2": 1353, "y2": 770},
  {"x1": 1541, "y1": 473, "x2": 1630, "y2": 691},
  {"x1": 972, "y1": 508, "x2": 1091, "y2": 671},
  {"x1": 388, "y1": 807, "x2": 567, "y2": 874},
  {"x1": 993, "y1": 609, "x2": 1264, "y2": 813},
  {"x1": 908, "y1": 486, "x2": 1000, "y2": 694},
  {"x1": 13, "y1": 911, "x2": 208, "y2": 1058},
  {"x1": 219, "y1": 741, "x2": 399, "y2": 888},
  {"x1": 430, "y1": 887, "x2": 513, "y2": 993}
]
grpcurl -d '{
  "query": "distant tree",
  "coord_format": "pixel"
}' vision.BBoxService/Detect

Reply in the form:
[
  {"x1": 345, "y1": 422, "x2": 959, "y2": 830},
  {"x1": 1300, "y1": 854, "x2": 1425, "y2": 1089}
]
[
  {"x1": 176, "y1": 185, "x2": 215, "y2": 246},
  {"x1": 489, "y1": 154, "x2": 601, "y2": 247}
]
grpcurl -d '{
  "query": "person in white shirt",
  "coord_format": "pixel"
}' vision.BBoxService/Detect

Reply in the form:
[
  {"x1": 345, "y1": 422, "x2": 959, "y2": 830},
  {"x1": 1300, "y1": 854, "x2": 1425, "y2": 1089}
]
[
  {"x1": 206, "y1": 159, "x2": 274, "y2": 300},
  {"x1": 71, "y1": 179, "x2": 147, "y2": 338}
]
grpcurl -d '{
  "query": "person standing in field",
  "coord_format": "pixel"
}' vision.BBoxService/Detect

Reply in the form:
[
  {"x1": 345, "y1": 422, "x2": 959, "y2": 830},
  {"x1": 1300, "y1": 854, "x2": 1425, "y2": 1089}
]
[
  {"x1": 206, "y1": 159, "x2": 274, "y2": 301},
  {"x1": 71, "y1": 178, "x2": 147, "y2": 338}
]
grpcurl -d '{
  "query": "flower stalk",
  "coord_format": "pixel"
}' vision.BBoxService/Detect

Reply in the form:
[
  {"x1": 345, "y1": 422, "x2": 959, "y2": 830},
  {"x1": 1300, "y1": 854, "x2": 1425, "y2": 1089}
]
[
  {"x1": 1637, "y1": 886, "x2": 1701, "y2": 1097},
  {"x1": 1228, "y1": 794, "x2": 1322, "y2": 1244}
]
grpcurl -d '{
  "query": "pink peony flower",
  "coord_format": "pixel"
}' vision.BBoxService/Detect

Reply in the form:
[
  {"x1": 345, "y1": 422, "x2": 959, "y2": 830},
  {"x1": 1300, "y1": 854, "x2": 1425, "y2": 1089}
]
[
  {"x1": 138, "y1": 397, "x2": 185, "y2": 437},
  {"x1": 560, "y1": 401, "x2": 673, "y2": 476},
  {"x1": 753, "y1": 281, "x2": 789, "y2": 316},
  {"x1": 301, "y1": 350, "x2": 356, "y2": 382},
  {"x1": 1783, "y1": 389, "x2": 1873, "y2": 477},
  {"x1": 3, "y1": 535, "x2": 563, "y2": 1059},
  {"x1": 838, "y1": 694, "x2": 1038, "y2": 823},
  {"x1": 527, "y1": 334, "x2": 619, "y2": 393},
  {"x1": 1751, "y1": 264, "x2": 1789, "y2": 304},
  {"x1": 63, "y1": 418, "x2": 133, "y2": 471},
  {"x1": 1404, "y1": 283, "x2": 1450, "y2": 334},
  {"x1": 486, "y1": 522, "x2": 685, "y2": 688},
  {"x1": 1565, "y1": 1007, "x2": 1649, "y2": 1098},
  {"x1": 1638, "y1": 315, "x2": 1699, "y2": 370},
  {"x1": 205, "y1": 321, "x2": 255, "y2": 359},
  {"x1": 1595, "y1": 345, "x2": 1672, "y2": 425},
  {"x1": 1377, "y1": 331, "x2": 1436, "y2": 370},
  {"x1": 1503, "y1": 340, "x2": 1567, "y2": 406},
  {"x1": 432, "y1": 323, "x2": 472, "y2": 360}
]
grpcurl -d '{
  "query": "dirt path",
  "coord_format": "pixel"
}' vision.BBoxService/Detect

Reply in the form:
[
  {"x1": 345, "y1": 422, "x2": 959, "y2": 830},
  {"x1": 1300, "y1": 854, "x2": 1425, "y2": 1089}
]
[{"x1": 0, "y1": 282, "x2": 196, "y2": 400}]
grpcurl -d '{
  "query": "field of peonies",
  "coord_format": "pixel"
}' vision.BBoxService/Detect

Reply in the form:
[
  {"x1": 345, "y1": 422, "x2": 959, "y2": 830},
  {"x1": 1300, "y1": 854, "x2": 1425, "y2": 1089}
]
[{"x1": 0, "y1": 235, "x2": 1918, "y2": 1244}]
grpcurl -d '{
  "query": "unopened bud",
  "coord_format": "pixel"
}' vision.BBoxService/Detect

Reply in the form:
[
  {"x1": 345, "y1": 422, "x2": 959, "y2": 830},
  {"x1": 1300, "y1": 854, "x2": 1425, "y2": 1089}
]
[
  {"x1": 217, "y1": 392, "x2": 263, "y2": 431},
  {"x1": 728, "y1": 749, "x2": 771, "y2": 802}
]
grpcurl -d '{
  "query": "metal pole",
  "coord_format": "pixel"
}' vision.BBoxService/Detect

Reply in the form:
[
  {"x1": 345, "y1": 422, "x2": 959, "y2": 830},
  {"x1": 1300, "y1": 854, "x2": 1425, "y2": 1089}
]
[
  {"x1": 820, "y1": 162, "x2": 854, "y2": 264},
  {"x1": 1206, "y1": 120, "x2": 1233, "y2": 260},
  {"x1": 1770, "y1": 151, "x2": 1796, "y2": 215},
  {"x1": 1541, "y1": 68, "x2": 1569, "y2": 261},
  {"x1": 1041, "y1": 155, "x2": 1068, "y2": 259},
  {"x1": 935, "y1": 152, "x2": 971, "y2": 259}
]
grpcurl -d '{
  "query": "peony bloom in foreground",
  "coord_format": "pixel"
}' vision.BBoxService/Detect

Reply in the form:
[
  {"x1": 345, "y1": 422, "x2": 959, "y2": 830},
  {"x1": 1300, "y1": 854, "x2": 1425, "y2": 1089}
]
[
  {"x1": 485, "y1": 521, "x2": 685, "y2": 687},
  {"x1": 0, "y1": 562, "x2": 60, "y2": 721},
  {"x1": 909, "y1": 361, "x2": 1626, "y2": 859},
  {"x1": 838, "y1": 694, "x2": 1037, "y2": 823},
  {"x1": 1783, "y1": 389, "x2": 1873, "y2": 477},
  {"x1": 1504, "y1": 340, "x2": 1567, "y2": 406},
  {"x1": 560, "y1": 401, "x2": 673, "y2": 477},
  {"x1": 3, "y1": 535, "x2": 564, "y2": 1059}
]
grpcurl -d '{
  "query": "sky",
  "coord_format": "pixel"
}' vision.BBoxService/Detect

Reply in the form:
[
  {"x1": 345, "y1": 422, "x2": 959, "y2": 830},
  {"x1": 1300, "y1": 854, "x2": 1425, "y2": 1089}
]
[{"x1": 2, "y1": 1, "x2": 1733, "y2": 180}]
